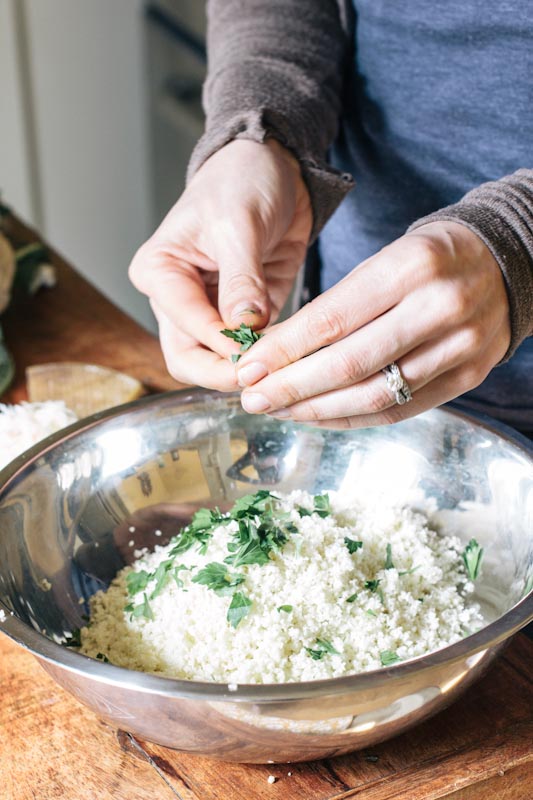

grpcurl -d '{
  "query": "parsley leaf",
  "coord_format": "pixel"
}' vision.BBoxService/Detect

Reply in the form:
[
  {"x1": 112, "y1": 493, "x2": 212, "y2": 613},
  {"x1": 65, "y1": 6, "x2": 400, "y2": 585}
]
[
  {"x1": 225, "y1": 535, "x2": 271, "y2": 567},
  {"x1": 227, "y1": 591, "x2": 252, "y2": 628},
  {"x1": 277, "y1": 604, "x2": 293, "y2": 613},
  {"x1": 296, "y1": 505, "x2": 312, "y2": 517},
  {"x1": 126, "y1": 569, "x2": 151, "y2": 596},
  {"x1": 224, "y1": 493, "x2": 294, "y2": 567},
  {"x1": 313, "y1": 493, "x2": 331, "y2": 517},
  {"x1": 149, "y1": 559, "x2": 174, "y2": 599},
  {"x1": 365, "y1": 579, "x2": 384, "y2": 604},
  {"x1": 192, "y1": 562, "x2": 245, "y2": 596},
  {"x1": 95, "y1": 652, "x2": 109, "y2": 663},
  {"x1": 344, "y1": 537, "x2": 363, "y2": 554},
  {"x1": 168, "y1": 508, "x2": 226, "y2": 557},
  {"x1": 230, "y1": 490, "x2": 275, "y2": 519},
  {"x1": 297, "y1": 493, "x2": 331, "y2": 519},
  {"x1": 305, "y1": 637, "x2": 340, "y2": 660},
  {"x1": 384, "y1": 543, "x2": 394, "y2": 570},
  {"x1": 346, "y1": 593, "x2": 358, "y2": 603},
  {"x1": 462, "y1": 538, "x2": 483, "y2": 581},
  {"x1": 380, "y1": 650, "x2": 401, "y2": 667},
  {"x1": 168, "y1": 529, "x2": 196, "y2": 556},
  {"x1": 399, "y1": 565, "x2": 420, "y2": 577},
  {"x1": 220, "y1": 324, "x2": 263, "y2": 362},
  {"x1": 127, "y1": 593, "x2": 154, "y2": 620}
]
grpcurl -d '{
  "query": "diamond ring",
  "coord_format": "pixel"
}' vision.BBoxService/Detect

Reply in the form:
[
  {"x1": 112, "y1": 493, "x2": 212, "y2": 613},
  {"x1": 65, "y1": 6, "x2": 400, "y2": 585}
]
[{"x1": 382, "y1": 362, "x2": 412, "y2": 405}]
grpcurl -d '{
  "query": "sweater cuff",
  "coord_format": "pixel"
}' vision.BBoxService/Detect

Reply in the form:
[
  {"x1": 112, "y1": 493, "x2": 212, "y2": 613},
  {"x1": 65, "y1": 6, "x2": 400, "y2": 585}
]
[
  {"x1": 187, "y1": 110, "x2": 354, "y2": 242},
  {"x1": 408, "y1": 183, "x2": 533, "y2": 361}
]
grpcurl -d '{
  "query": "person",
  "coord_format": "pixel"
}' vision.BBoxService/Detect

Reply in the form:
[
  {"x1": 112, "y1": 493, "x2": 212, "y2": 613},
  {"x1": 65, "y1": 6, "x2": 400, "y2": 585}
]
[{"x1": 129, "y1": 1, "x2": 533, "y2": 437}]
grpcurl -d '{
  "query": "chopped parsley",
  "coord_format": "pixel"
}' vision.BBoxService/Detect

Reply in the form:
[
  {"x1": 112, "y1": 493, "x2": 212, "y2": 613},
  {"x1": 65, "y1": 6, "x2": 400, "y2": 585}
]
[
  {"x1": 149, "y1": 559, "x2": 174, "y2": 599},
  {"x1": 169, "y1": 507, "x2": 226, "y2": 556},
  {"x1": 313, "y1": 493, "x2": 331, "y2": 518},
  {"x1": 126, "y1": 569, "x2": 151, "y2": 596},
  {"x1": 224, "y1": 492, "x2": 296, "y2": 568},
  {"x1": 399, "y1": 566, "x2": 420, "y2": 577},
  {"x1": 346, "y1": 593, "x2": 358, "y2": 603},
  {"x1": 191, "y1": 562, "x2": 245, "y2": 596},
  {"x1": 230, "y1": 490, "x2": 274, "y2": 518},
  {"x1": 125, "y1": 593, "x2": 154, "y2": 621},
  {"x1": 305, "y1": 637, "x2": 340, "y2": 660},
  {"x1": 380, "y1": 650, "x2": 401, "y2": 667},
  {"x1": 95, "y1": 652, "x2": 109, "y2": 663},
  {"x1": 221, "y1": 323, "x2": 263, "y2": 363},
  {"x1": 227, "y1": 591, "x2": 252, "y2": 628},
  {"x1": 277, "y1": 605, "x2": 293, "y2": 613},
  {"x1": 344, "y1": 537, "x2": 363, "y2": 554},
  {"x1": 462, "y1": 538, "x2": 483, "y2": 581},
  {"x1": 297, "y1": 493, "x2": 331, "y2": 519},
  {"x1": 364, "y1": 579, "x2": 384, "y2": 604},
  {"x1": 171, "y1": 563, "x2": 192, "y2": 589},
  {"x1": 121, "y1": 489, "x2": 332, "y2": 629},
  {"x1": 384, "y1": 543, "x2": 394, "y2": 570}
]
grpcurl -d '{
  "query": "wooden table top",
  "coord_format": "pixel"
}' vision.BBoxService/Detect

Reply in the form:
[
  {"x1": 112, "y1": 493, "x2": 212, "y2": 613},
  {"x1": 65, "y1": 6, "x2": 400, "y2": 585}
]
[{"x1": 0, "y1": 213, "x2": 532, "y2": 800}]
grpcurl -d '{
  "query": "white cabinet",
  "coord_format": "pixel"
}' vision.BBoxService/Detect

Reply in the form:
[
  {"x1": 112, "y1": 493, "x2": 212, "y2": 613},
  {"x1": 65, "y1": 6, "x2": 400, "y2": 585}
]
[
  {"x1": 0, "y1": 0, "x2": 37, "y2": 223},
  {"x1": 0, "y1": 0, "x2": 156, "y2": 331}
]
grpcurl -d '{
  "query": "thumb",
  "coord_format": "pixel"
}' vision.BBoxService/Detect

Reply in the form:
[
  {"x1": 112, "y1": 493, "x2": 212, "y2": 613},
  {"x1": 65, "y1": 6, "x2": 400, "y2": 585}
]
[{"x1": 215, "y1": 224, "x2": 271, "y2": 330}]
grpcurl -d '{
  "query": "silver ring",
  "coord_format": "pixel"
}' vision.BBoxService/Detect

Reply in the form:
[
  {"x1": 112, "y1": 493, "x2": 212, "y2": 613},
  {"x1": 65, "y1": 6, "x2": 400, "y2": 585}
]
[{"x1": 382, "y1": 362, "x2": 412, "y2": 405}]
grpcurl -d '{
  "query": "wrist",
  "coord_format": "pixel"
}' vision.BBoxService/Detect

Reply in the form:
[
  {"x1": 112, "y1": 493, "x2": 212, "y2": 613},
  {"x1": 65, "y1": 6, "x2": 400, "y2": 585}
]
[{"x1": 407, "y1": 220, "x2": 500, "y2": 271}]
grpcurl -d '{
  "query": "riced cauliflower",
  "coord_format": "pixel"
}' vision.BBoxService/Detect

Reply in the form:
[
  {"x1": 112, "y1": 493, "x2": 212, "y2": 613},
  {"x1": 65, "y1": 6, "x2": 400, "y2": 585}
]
[
  {"x1": 0, "y1": 401, "x2": 77, "y2": 471},
  {"x1": 79, "y1": 489, "x2": 484, "y2": 683}
]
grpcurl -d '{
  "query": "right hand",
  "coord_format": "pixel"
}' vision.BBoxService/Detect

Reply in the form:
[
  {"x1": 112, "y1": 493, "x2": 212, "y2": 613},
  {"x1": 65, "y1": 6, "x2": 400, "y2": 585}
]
[{"x1": 129, "y1": 139, "x2": 312, "y2": 390}]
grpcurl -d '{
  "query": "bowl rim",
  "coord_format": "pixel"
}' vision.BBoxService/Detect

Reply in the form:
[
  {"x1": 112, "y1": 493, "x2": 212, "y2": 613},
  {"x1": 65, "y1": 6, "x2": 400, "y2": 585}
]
[{"x1": 1, "y1": 389, "x2": 532, "y2": 702}]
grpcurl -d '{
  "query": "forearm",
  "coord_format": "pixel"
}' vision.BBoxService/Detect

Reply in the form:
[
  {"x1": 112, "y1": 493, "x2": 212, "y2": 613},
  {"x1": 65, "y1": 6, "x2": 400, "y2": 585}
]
[
  {"x1": 409, "y1": 169, "x2": 533, "y2": 358},
  {"x1": 188, "y1": 0, "x2": 354, "y2": 239}
]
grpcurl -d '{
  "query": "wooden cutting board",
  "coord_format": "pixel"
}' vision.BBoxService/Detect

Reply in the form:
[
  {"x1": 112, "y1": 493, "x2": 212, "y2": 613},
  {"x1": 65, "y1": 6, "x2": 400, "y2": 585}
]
[{"x1": 0, "y1": 212, "x2": 532, "y2": 800}]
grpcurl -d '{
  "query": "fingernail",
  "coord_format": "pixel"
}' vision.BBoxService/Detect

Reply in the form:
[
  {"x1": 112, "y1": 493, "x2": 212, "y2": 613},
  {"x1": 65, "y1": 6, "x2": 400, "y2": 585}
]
[
  {"x1": 267, "y1": 409, "x2": 291, "y2": 419},
  {"x1": 237, "y1": 361, "x2": 268, "y2": 387},
  {"x1": 241, "y1": 393, "x2": 271, "y2": 413},
  {"x1": 231, "y1": 302, "x2": 262, "y2": 319}
]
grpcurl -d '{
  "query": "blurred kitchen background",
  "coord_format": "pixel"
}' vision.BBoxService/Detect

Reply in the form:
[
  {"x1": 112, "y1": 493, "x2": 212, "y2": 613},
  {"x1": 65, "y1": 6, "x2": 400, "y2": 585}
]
[{"x1": 0, "y1": 0, "x2": 206, "y2": 331}]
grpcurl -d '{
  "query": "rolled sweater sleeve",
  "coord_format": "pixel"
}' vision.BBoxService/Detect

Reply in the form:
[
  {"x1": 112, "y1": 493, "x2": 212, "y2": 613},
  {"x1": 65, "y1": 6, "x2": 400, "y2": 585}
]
[
  {"x1": 187, "y1": 0, "x2": 355, "y2": 240},
  {"x1": 409, "y1": 169, "x2": 533, "y2": 360}
]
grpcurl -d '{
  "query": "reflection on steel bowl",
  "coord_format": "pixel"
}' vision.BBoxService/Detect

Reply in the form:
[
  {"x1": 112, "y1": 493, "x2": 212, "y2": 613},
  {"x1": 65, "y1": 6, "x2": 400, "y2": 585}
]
[{"x1": 0, "y1": 390, "x2": 532, "y2": 763}]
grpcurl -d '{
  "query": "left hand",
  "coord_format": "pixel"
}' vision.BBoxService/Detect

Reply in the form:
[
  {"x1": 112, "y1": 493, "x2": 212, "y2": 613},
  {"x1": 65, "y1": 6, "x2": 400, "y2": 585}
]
[{"x1": 235, "y1": 221, "x2": 511, "y2": 428}]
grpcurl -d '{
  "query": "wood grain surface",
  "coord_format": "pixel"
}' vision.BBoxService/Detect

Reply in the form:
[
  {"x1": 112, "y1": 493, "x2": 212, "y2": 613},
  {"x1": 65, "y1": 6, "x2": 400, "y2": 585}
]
[
  {"x1": 0, "y1": 213, "x2": 532, "y2": 799},
  {"x1": 1, "y1": 213, "x2": 177, "y2": 404}
]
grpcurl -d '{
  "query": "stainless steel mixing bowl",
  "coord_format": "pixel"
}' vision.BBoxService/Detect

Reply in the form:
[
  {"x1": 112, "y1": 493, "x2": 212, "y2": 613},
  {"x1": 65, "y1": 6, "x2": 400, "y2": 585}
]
[{"x1": 1, "y1": 391, "x2": 532, "y2": 763}]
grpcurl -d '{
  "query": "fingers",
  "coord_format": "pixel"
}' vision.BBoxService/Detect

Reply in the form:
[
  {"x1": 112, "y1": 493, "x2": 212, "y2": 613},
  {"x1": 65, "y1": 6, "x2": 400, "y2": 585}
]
[
  {"x1": 153, "y1": 301, "x2": 238, "y2": 391},
  {"x1": 238, "y1": 283, "x2": 479, "y2": 415},
  {"x1": 264, "y1": 326, "x2": 491, "y2": 422},
  {"x1": 310, "y1": 360, "x2": 495, "y2": 431},
  {"x1": 214, "y1": 217, "x2": 271, "y2": 330},
  {"x1": 131, "y1": 246, "x2": 236, "y2": 359},
  {"x1": 236, "y1": 253, "x2": 404, "y2": 383}
]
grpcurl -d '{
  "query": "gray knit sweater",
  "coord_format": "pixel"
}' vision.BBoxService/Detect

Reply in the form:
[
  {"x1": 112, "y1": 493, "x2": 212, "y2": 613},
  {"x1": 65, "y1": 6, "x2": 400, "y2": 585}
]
[{"x1": 189, "y1": 0, "x2": 533, "y2": 361}]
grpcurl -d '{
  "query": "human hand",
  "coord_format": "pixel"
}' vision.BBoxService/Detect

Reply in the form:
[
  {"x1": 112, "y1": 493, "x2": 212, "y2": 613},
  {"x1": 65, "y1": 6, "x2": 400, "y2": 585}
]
[
  {"x1": 236, "y1": 222, "x2": 511, "y2": 427},
  {"x1": 129, "y1": 139, "x2": 312, "y2": 390}
]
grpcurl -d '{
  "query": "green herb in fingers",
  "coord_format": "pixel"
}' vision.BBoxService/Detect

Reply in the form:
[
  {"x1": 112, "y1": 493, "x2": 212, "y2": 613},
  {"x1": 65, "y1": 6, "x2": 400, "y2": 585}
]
[{"x1": 221, "y1": 323, "x2": 263, "y2": 363}]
